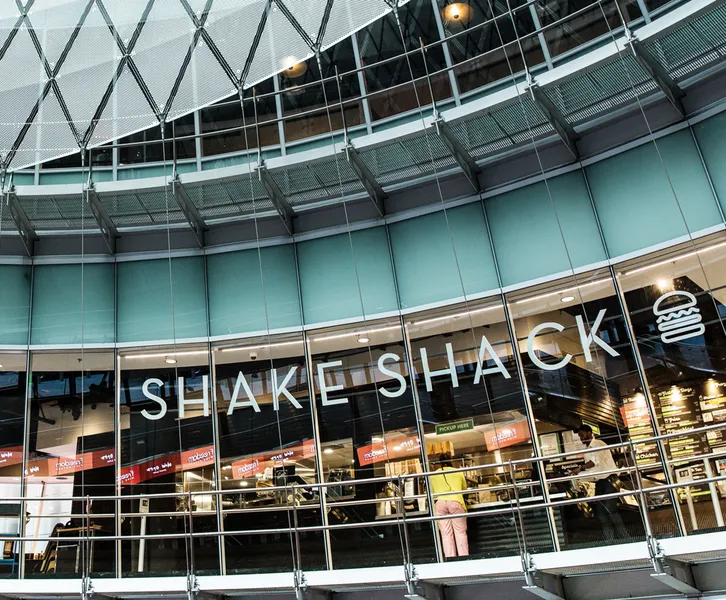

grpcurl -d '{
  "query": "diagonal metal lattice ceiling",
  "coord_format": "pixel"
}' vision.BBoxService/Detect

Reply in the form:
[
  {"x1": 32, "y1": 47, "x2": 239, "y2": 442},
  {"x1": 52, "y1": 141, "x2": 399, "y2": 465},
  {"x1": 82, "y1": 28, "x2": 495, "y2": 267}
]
[{"x1": 0, "y1": 0, "x2": 406, "y2": 171}]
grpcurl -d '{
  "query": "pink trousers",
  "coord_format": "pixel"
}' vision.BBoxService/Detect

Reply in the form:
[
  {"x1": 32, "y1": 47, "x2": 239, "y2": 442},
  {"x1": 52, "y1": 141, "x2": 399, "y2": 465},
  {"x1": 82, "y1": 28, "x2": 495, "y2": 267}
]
[{"x1": 435, "y1": 500, "x2": 468, "y2": 558}]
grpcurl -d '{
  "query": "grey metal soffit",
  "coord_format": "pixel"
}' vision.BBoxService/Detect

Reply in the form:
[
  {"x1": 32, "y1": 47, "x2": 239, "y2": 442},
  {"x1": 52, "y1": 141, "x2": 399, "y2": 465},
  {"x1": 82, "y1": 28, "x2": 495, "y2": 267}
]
[{"x1": 0, "y1": 0, "x2": 406, "y2": 171}]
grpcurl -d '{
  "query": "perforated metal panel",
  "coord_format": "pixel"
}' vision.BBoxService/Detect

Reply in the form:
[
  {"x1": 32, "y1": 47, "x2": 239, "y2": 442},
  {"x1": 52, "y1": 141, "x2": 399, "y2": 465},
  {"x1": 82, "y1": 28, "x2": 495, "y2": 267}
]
[
  {"x1": 0, "y1": 0, "x2": 399, "y2": 171},
  {"x1": 89, "y1": 65, "x2": 158, "y2": 148},
  {"x1": 645, "y1": 3, "x2": 726, "y2": 80},
  {"x1": 543, "y1": 55, "x2": 656, "y2": 124},
  {"x1": 55, "y1": 4, "x2": 120, "y2": 141},
  {"x1": 245, "y1": 2, "x2": 314, "y2": 89},
  {"x1": 13, "y1": 89, "x2": 80, "y2": 170}
]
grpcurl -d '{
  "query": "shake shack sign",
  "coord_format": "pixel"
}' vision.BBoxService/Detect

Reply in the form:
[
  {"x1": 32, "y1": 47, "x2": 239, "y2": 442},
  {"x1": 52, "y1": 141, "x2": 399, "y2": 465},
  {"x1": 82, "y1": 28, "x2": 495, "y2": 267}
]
[{"x1": 139, "y1": 308, "x2": 620, "y2": 421}]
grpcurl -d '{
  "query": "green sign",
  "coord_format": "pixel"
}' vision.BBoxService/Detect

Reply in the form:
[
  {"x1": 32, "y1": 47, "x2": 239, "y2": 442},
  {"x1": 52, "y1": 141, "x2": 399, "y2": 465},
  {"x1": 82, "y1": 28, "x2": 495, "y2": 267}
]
[{"x1": 436, "y1": 419, "x2": 474, "y2": 435}]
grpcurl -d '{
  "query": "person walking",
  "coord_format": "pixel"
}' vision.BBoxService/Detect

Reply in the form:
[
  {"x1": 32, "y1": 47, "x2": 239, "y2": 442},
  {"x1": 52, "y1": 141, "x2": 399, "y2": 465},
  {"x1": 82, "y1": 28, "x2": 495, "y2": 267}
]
[
  {"x1": 430, "y1": 455, "x2": 469, "y2": 559},
  {"x1": 574, "y1": 424, "x2": 628, "y2": 541}
]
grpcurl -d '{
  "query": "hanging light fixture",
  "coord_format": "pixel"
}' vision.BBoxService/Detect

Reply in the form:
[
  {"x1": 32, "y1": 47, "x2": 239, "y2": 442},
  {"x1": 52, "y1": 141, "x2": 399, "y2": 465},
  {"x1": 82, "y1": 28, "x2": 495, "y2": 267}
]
[
  {"x1": 442, "y1": 2, "x2": 474, "y2": 25},
  {"x1": 280, "y1": 55, "x2": 308, "y2": 78}
]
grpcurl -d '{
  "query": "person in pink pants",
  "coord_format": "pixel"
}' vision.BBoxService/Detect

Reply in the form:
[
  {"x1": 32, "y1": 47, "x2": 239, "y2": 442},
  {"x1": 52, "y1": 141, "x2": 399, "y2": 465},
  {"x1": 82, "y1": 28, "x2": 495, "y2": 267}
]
[{"x1": 430, "y1": 455, "x2": 469, "y2": 558}]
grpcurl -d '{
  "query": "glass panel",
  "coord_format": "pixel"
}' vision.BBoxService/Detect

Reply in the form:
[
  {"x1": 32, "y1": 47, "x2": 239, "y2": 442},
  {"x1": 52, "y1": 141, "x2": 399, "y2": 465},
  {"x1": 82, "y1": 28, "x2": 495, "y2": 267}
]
[
  {"x1": 405, "y1": 299, "x2": 552, "y2": 559},
  {"x1": 24, "y1": 352, "x2": 116, "y2": 578},
  {"x1": 296, "y1": 227, "x2": 398, "y2": 325},
  {"x1": 31, "y1": 264, "x2": 115, "y2": 345},
  {"x1": 119, "y1": 346, "x2": 218, "y2": 576},
  {"x1": 618, "y1": 232, "x2": 726, "y2": 536},
  {"x1": 587, "y1": 133, "x2": 722, "y2": 259},
  {"x1": 507, "y1": 271, "x2": 663, "y2": 548},
  {"x1": 308, "y1": 319, "x2": 436, "y2": 567},
  {"x1": 388, "y1": 204, "x2": 499, "y2": 310},
  {"x1": 281, "y1": 38, "x2": 363, "y2": 142},
  {"x1": 206, "y1": 245, "x2": 302, "y2": 337},
  {"x1": 539, "y1": 0, "x2": 642, "y2": 60},
  {"x1": 439, "y1": 1, "x2": 545, "y2": 94},
  {"x1": 117, "y1": 257, "x2": 208, "y2": 343},
  {"x1": 485, "y1": 171, "x2": 607, "y2": 287},
  {"x1": 200, "y1": 78, "x2": 278, "y2": 158},
  {"x1": 0, "y1": 353, "x2": 27, "y2": 579},
  {"x1": 358, "y1": 4, "x2": 451, "y2": 121},
  {"x1": 214, "y1": 335, "x2": 325, "y2": 573},
  {"x1": 0, "y1": 265, "x2": 31, "y2": 346},
  {"x1": 118, "y1": 113, "x2": 196, "y2": 165}
]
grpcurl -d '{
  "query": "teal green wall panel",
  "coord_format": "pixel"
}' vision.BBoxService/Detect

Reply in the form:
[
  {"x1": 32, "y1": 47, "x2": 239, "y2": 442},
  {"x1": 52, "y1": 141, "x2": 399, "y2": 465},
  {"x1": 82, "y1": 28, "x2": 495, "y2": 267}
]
[
  {"x1": 588, "y1": 131, "x2": 721, "y2": 257},
  {"x1": 31, "y1": 264, "x2": 115, "y2": 345},
  {"x1": 389, "y1": 203, "x2": 498, "y2": 308},
  {"x1": 693, "y1": 112, "x2": 726, "y2": 213},
  {"x1": 297, "y1": 227, "x2": 398, "y2": 324},
  {"x1": 207, "y1": 245, "x2": 301, "y2": 336},
  {"x1": 0, "y1": 265, "x2": 30, "y2": 345},
  {"x1": 117, "y1": 257, "x2": 207, "y2": 342},
  {"x1": 487, "y1": 171, "x2": 606, "y2": 287}
]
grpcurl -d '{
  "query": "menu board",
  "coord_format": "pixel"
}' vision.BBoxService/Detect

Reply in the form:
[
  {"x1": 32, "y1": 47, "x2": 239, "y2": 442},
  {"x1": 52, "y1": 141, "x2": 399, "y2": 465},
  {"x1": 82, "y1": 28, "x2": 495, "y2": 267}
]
[
  {"x1": 655, "y1": 386, "x2": 709, "y2": 460},
  {"x1": 699, "y1": 380, "x2": 726, "y2": 450},
  {"x1": 621, "y1": 393, "x2": 659, "y2": 465}
]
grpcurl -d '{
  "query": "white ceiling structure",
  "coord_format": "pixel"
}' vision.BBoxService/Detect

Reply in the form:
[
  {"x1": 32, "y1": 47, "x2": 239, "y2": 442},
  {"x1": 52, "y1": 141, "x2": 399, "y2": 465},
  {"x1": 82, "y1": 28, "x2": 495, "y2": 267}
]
[{"x1": 0, "y1": 0, "x2": 405, "y2": 171}]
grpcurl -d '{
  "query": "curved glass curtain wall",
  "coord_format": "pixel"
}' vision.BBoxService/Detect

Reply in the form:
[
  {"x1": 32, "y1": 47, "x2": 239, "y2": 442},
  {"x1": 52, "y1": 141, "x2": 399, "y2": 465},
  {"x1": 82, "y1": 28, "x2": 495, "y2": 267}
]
[
  {"x1": 27, "y1": 0, "x2": 675, "y2": 184},
  {"x1": 2, "y1": 104, "x2": 726, "y2": 576}
]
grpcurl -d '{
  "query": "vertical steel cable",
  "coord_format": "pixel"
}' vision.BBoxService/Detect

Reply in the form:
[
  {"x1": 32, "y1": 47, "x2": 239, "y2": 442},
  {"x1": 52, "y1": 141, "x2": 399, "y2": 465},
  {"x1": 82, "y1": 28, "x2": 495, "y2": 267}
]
[
  {"x1": 485, "y1": 0, "x2": 631, "y2": 450},
  {"x1": 598, "y1": 1, "x2": 726, "y2": 340},
  {"x1": 314, "y1": 45, "x2": 415, "y2": 565},
  {"x1": 388, "y1": 0, "x2": 526, "y2": 555},
  {"x1": 237, "y1": 85, "x2": 299, "y2": 572},
  {"x1": 160, "y1": 118, "x2": 192, "y2": 575}
]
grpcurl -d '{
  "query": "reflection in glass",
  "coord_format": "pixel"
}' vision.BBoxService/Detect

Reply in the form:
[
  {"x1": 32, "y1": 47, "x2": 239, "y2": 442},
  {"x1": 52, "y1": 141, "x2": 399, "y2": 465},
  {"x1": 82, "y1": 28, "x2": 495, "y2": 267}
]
[
  {"x1": 507, "y1": 272, "x2": 663, "y2": 547},
  {"x1": 309, "y1": 320, "x2": 436, "y2": 567},
  {"x1": 0, "y1": 354, "x2": 27, "y2": 579},
  {"x1": 406, "y1": 299, "x2": 553, "y2": 558},
  {"x1": 25, "y1": 352, "x2": 116, "y2": 578},
  {"x1": 119, "y1": 347, "x2": 217, "y2": 576},
  {"x1": 358, "y1": 4, "x2": 451, "y2": 121},
  {"x1": 619, "y1": 233, "x2": 726, "y2": 535},
  {"x1": 214, "y1": 336, "x2": 326, "y2": 573}
]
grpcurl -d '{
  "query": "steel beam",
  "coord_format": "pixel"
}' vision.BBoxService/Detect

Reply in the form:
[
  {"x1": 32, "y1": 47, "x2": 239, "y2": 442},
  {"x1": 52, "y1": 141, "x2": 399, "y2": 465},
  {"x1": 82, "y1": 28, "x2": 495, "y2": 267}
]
[
  {"x1": 257, "y1": 163, "x2": 296, "y2": 236},
  {"x1": 651, "y1": 557, "x2": 700, "y2": 596},
  {"x1": 527, "y1": 84, "x2": 580, "y2": 160},
  {"x1": 6, "y1": 187, "x2": 38, "y2": 257},
  {"x1": 630, "y1": 38, "x2": 686, "y2": 118},
  {"x1": 523, "y1": 554, "x2": 566, "y2": 600},
  {"x1": 405, "y1": 582, "x2": 446, "y2": 600},
  {"x1": 87, "y1": 183, "x2": 118, "y2": 255},
  {"x1": 433, "y1": 116, "x2": 481, "y2": 192},
  {"x1": 523, "y1": 574, "x2": 566, "y2": 600},
  {"x1": 345, "y1": 144, "x2": 386, "y2": 217},
  {"x1": 171, "y1": 175, "x2": 207, "y2": 248}
]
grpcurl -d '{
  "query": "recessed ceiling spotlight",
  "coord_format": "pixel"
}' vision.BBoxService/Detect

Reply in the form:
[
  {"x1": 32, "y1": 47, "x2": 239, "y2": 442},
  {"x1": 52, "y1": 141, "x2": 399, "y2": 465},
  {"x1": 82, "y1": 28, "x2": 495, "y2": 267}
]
[
  {"x1": 165, "y1": 357, "x2": 177, "y2": 364},
  {"x1": 280, "y1": 56, "x2": 307, "y2": 78},
  {"x1": 442, "y1": 3, "x2": 474, "y2": 24},
  {"x1": 357, "y1": 336, "x2": 370, "y2": 344},
  {"x1": 560, "y1": 296, "x2": 575, "y2": 303}
]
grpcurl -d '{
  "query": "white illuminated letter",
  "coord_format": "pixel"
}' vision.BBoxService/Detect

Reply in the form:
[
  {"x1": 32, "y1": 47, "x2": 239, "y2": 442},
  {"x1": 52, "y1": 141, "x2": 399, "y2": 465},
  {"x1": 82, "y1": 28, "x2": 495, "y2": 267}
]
[
  {"x1": 272, "y1": 367, "x2": 303, "y2": 410},
  {"x1": 317, "y1": 361, "x2": 348, "y2": 406},
  {"x1": 420, "y1": 343, "x2": 458, "y2": 392},
  {"x1": 474, "y1": 334, "x2": 511, "y2": 383},
  {"x1": 141, "y1": 378, "x2": 167, "y2": 421},
  {"x1": 378, "y1": 353, "x2": 407, "y2": 398},
  {"x1": 576, "y1": 309, "x2": 619, "y2": 362},
  {"x1": 228, "y1": 372, "x2": 261, "y2": 414},
  {"x1": 178, "y1": 375, "x2": 210, "y2": 418},
  {"x1": 527, "y1": 322, "x2": 572, "y2": 371}
]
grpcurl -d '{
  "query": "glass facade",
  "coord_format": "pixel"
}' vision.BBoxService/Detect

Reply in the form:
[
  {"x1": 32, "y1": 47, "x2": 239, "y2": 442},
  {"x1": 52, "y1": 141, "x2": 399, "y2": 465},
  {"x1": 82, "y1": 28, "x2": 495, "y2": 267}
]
[
  {"x1": 2, "y1": 0, "x2": 726, "y2": 587},
  {"x1": 3, "y1": 227, "x2": 726, "y2": 576}
]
